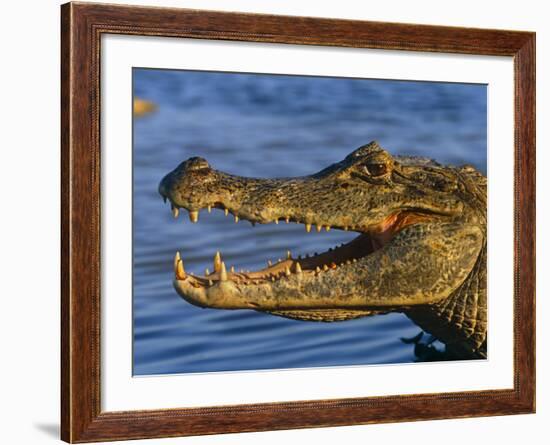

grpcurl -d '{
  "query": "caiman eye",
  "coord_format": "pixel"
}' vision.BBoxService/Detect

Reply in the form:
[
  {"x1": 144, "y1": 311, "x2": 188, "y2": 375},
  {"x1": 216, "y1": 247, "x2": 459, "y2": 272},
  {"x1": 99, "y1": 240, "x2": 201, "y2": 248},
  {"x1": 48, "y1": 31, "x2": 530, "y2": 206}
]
[{"x1": 364, "y1": 162, "x2": 388, "y2": 177}]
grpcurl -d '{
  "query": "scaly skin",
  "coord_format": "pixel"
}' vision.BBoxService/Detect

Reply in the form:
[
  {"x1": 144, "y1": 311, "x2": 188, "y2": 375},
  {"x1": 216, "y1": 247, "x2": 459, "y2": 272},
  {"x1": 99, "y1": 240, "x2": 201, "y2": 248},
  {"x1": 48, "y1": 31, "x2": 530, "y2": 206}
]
[{"x1": 159, "y1": 142, "x2": 487, "y2": 358}]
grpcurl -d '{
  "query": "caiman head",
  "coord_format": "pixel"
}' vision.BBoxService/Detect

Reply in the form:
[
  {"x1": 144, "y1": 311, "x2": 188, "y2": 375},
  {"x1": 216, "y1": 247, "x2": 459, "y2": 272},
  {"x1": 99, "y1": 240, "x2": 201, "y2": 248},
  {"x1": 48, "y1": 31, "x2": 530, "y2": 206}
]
[{"x1": 159, "y1": 141, "x2": 486, "y2": 322}]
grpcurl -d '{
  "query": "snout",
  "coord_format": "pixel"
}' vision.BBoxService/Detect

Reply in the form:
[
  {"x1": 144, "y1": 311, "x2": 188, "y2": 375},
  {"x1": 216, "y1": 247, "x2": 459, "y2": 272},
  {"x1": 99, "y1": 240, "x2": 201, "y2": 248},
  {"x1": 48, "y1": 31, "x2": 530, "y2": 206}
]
[{"x1": 158, "y1": 156, "x2": 220, "y2": 211}]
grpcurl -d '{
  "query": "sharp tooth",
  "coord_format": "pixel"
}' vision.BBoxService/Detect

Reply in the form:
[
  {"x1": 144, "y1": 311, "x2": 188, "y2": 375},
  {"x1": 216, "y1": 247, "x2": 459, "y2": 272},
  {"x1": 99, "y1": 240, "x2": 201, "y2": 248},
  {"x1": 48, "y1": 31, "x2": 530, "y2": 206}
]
[
  {"x1": 330, "y1": 262, "x2": 337, "y2": 269},
  {"x1": 230, "y1": 266, "x2": 235, "y2": 273},
  {"x1": 205, "y1": 268, "x2": 210, "y2": 276},
  {"x1": 208, "y1": 279, "x2": 213, "y2": 286},
  {"x1": 173, "y1": 251, "x2": 181, "y2": 274},
  {"x1": 305, "y1": 223, "x2": 312, "y2": 233},
  {"x1": 285, "y1": 216, "x2": 290, "y2": 223},
  {"x1": 172, "y1": 206, "x2": 179, "y2": 219},
  {"x1": 234, "y1": 215, "x2": 239, "y2": 223},
  {"x1": 271, "y1": 276, "x2": 275, "y2": 282},
  {"x1": 286, "y1": 250, "x2": 292, "y2": 259},
  {"x1": 295, "y1": 262, "x2": 302, "y2": 274},
  {"x1": 325, "y1": 226, "x2": 331, "y2": 232},
  {"x1": 353, "y1": 258, "x2": 357, "y2": 263},
  {"x1": 285, "y1": 266, "x2": 291, "y2": 276},
  {"x1": 220, "y1": 262, "x2": 228, "y2": 281},
  {"x1": 224, "y1": 208, "x2": 229, "y2": 216},
  {"x1": 176, "y1": 258, "x2": 186, "y2": 280},
  {"x1": 274, "y1": 219, "x2": 279, "y2": 224},
  {"x1": 189, "y1": 210, "x2": 199, "y2": 223},
  {"x1": 214, "y1": 251, "x2": 222, "y2": 273},
  {"x1": 315, "y1": 266, "x2": 321, "y2": 273},
  {"x1": 344, "y1": 226, "x2": 349, "y2": 231},
  {"x1": 240, "y1": 269, "x2": 244, "y2": 273},
  {"x1": 346, "y1": 260, "x2": 351, "y2": 265},
  {"x1": 323, "y1": 264, "x2": 329, "y2": 271},
  {"x1": 207, "y1": 205, "x2": 212, "y2": 213},
  {"x1": 278, "y1": 258, "x2": 282, "y2": 263},
  {"x1": 316, "y1": 224, "x2": 322, "y2": 232},
  {"x1": 268, "y1": 260, "x2": 272, "y2": 267}
]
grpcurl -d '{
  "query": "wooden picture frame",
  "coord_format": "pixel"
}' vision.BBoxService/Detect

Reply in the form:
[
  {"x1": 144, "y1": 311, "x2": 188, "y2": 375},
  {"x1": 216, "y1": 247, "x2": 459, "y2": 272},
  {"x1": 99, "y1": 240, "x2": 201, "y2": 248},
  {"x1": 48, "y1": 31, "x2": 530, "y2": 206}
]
[{"x1": 61, "y1": 2, "x2": 535, "y2": 442}]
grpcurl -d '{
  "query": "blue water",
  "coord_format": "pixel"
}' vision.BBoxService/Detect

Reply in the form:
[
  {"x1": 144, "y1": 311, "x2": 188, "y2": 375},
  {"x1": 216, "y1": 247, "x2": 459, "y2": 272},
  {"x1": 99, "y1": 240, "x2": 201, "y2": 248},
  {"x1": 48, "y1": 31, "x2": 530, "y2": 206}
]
[{"x1": 133, "y1": 68, "x2": 487, "y2": 376}]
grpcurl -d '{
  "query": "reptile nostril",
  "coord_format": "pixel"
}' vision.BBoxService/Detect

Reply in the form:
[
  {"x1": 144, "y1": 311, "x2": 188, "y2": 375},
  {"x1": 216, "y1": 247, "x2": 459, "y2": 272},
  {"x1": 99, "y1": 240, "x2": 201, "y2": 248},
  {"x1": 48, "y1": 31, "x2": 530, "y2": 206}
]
[{"x1": 186, "y1": 156, "x2": 210, "y2": 171}]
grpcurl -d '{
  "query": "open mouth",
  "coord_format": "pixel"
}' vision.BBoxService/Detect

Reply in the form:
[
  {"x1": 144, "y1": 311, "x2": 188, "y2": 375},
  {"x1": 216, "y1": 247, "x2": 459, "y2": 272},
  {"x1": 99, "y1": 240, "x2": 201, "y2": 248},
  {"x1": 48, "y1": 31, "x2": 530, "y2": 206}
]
[{"x1": 167, "y1": 202, "x2": 432, "y2": 290}]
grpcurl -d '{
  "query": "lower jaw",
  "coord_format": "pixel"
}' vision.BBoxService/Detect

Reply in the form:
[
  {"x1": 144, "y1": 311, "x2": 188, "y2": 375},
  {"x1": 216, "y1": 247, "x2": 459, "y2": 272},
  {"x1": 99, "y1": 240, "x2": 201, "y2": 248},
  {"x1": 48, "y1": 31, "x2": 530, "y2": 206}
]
[
  {"x1": 174, "y1": 272, "x2": 392, "y2": 321},
  {"x1": 174, "y1": 231, "x2": 382, "y2": 293}
]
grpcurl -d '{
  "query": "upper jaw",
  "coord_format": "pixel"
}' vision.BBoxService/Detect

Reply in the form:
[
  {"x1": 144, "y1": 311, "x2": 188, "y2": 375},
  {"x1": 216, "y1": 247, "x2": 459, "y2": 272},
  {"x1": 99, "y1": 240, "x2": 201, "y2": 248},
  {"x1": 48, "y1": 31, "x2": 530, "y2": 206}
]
[
  {"x1": 158, "y1": 160, "x2": 371, "y2": 231},
  {"x1": 161, "y1": 188, "x2": 453, "y2": 237},
  {"x1": 163, "y1": 195, "x2": 358, "y2": 232},
  {"x1": 159, "y1": 177, "x2": 461, "y2": 235},
  {"x1": 160, "y1": 175, "x2": 385, "y2": 234}
]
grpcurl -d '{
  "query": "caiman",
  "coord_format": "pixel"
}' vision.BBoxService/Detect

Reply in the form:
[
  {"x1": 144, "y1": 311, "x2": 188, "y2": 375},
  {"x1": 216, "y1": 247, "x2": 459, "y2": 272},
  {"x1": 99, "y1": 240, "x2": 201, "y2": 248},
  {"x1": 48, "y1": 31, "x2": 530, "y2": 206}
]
[{"x1": 158, "y1": 141, "x2": 487, "y2": 359}]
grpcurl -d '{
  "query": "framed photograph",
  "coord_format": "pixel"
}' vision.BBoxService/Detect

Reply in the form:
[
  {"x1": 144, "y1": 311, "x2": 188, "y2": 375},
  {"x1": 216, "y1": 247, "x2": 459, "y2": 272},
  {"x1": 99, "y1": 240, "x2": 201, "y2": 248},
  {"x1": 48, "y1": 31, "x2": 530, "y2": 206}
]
[{"x1": 61, "y1": 2, "x2": 535, "y2": 442}]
